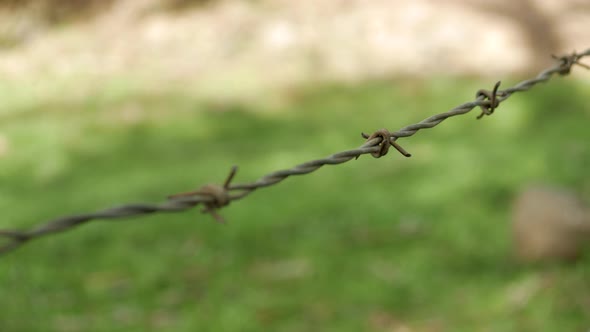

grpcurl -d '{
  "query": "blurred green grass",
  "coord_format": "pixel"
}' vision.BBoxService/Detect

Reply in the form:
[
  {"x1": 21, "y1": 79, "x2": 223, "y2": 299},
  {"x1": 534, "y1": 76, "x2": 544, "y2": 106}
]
[{"x1": 0, "y1": 77, "x2": 589, "y2": 331}]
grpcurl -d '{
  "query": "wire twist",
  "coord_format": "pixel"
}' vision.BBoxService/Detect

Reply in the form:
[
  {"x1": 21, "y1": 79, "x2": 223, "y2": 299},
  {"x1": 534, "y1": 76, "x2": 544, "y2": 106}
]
[{"x1": 1, "y1": 49, "x2": 588, "y2": 256}]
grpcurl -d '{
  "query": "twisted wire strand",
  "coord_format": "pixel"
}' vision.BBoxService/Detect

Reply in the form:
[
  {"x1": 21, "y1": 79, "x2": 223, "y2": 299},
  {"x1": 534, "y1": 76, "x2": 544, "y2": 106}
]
[{"x1": 1, "y1": 49, "x2": 588, "y2": 255}]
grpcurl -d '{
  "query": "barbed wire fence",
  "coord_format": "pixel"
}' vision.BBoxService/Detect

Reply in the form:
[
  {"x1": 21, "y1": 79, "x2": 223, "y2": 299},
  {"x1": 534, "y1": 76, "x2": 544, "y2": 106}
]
[{"x1": 1, "y1": 49, "x2": 589, "y2": 256}]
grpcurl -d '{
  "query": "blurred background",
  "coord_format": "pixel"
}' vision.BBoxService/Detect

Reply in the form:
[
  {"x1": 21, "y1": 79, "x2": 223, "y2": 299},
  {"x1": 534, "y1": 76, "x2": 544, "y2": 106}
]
[{"x1": 0, "y1": 0, "x2": 589, "y2": 331}]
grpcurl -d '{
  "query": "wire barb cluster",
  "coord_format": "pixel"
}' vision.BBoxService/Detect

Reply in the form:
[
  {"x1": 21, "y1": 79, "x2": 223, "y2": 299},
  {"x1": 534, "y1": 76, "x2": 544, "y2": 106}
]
[
  {"x1": 168, "y1": 166, "x2": 238, "y2": 223},
  {"x1": 361, "y1": 129, "x2": 412, "y2": 158},
  {"x1": 475, "y1": 81, "x2": 504, "y2": 119},
  {"x1": 552, "y1": 50, "x2": 590, "y2": 75},
  {"x1": 1, "y1": 49, "x2": 589, "y2": 256}
]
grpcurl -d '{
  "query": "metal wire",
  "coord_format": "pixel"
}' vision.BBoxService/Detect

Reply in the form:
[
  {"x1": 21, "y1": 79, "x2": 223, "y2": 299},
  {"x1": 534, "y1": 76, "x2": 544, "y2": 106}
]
[{"x1": 1, "y1": 49, "x2": 588, "y2": 256}]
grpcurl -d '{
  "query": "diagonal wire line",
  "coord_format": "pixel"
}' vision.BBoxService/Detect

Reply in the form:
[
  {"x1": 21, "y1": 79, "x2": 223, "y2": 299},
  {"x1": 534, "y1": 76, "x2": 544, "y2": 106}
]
[{"x1": 1, "y1": 49, "x2": 589, "y2": 256}]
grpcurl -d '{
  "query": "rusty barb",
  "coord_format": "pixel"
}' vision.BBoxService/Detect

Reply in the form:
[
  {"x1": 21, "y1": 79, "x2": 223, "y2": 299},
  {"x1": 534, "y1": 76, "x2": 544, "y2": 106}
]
[
  {"x1": 552, "y1": 50, "x2": 590, "y2": 75},
  {"x1": 168, "y1": 166, "x2": 238, "y2": 223},
  {"x1": 361, "y1": 129, "x2": 411, "y2": 158},
  {"x1": 475, "y1": 81, "x2": 504, "y2": 119},
  {"x1": 0, "y1": 49, "x2": 589, "y2": 256}
]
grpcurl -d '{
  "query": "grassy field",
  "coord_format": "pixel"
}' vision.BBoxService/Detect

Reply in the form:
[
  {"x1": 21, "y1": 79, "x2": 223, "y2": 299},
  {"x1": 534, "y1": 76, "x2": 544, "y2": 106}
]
[{"x1": 0, "y1": 76, "x2": 589, "y2": 331}]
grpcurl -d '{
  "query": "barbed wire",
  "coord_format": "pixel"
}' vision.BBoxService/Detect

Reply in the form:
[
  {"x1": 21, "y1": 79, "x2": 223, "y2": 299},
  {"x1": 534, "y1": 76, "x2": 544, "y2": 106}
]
[{"x1": 1, "y1": 49, "x2": 589, "y2": 256}]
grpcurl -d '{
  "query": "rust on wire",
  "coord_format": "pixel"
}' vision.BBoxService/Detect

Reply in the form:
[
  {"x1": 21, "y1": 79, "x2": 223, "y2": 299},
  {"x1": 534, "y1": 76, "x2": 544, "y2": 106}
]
[
  {"x1": 552, "y1": 50, "x2": 590, "y2": 75},
  {"x1": 168, "y1": 166, "x2": 238, "y2": 223},
  {"x1": 475, "y1": 81, "x2": 503, "y2": 119},
  {"x1": 361, "y1": 129, "x2": 411, "y2": 158},
  {"x1": 0, "y1": 49, "x2": 589, "y2": 256}
]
